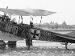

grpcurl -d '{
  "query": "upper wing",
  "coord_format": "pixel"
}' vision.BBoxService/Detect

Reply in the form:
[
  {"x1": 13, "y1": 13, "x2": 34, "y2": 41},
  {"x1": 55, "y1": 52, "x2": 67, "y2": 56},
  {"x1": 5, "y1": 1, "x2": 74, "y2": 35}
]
[
  {"x1": 23, "y1": 9, "x2": 56, "y2": 16},
  {"x1": 0, "y1": 8, "x2": 56, "y2": 16},
  {"x1": 0, "y1": 8, "x2": 30, "y2": 16}
]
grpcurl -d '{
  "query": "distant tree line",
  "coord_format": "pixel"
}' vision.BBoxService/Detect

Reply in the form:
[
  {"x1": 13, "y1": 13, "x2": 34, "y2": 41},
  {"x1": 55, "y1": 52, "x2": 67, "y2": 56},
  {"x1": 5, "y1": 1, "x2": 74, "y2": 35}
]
[{"x1": 34, "y1": 21, "x2": 75, "y2": 29}]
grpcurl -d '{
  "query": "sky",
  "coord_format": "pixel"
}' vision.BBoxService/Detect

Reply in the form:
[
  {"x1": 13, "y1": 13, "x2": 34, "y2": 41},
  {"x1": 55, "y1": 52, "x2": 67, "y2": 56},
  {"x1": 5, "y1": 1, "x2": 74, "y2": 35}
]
[{"x1": 0, "y1": 0, "x2": 75, "y2": 25}]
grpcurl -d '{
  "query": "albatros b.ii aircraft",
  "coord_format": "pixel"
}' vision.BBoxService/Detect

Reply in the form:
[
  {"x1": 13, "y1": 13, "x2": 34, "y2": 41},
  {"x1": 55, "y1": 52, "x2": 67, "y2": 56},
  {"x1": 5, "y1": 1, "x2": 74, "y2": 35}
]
[{"x1": 0, "y1": 8, "x2": 75, "y2": 50}]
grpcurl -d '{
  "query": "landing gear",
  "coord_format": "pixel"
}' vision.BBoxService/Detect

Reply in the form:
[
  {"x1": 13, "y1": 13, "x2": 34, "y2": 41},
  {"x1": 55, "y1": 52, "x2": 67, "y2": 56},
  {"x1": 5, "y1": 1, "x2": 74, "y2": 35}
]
[
  {"x1": 64, "y1": 42, "x2": 68, "y2": 50},
  {"x1": 61, "y1": 42, "x2": 69, "y2": 50}
]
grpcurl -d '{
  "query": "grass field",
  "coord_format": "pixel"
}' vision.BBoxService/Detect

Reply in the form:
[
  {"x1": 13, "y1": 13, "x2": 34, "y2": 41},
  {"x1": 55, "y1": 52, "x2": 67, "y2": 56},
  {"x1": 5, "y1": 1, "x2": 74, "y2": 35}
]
[
  {"x1": 0, "y1": 47, "x2": 75, "y2": 56},
  {"x1": 0, "y1": 40, "x2": 74, "y2": 56}
]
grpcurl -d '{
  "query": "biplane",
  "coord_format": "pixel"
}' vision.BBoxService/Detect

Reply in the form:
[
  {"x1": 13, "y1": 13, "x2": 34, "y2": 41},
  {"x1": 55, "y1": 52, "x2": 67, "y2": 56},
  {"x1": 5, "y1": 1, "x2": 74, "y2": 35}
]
[{"x1": 0, "y1": 8, "x2": 75, "y2": 50}]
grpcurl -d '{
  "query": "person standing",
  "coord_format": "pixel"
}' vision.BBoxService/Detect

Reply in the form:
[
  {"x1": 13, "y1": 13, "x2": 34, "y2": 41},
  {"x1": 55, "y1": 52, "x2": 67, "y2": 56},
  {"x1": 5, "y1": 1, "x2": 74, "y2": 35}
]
[{"x1": 26, "y1": 21, "x2": 33, "y2": 50}]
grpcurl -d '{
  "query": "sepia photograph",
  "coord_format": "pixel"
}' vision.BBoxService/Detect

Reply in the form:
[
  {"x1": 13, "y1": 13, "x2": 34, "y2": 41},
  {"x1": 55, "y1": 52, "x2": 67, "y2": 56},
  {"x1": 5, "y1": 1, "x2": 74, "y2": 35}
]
[{"x1": 0, "y1": 0, "x2": 75, "y2": 56}]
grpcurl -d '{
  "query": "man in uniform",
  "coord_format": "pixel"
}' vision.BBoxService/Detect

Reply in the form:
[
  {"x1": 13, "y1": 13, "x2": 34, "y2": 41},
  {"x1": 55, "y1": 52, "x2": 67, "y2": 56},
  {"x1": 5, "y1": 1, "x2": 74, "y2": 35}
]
[{"x1": 26, "y1": 21, "x2": 33, "y2": 50}]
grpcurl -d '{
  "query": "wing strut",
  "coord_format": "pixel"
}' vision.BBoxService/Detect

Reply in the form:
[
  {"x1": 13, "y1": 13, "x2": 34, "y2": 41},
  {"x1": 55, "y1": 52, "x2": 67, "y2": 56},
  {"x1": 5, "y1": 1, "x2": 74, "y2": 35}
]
[
  {"x1": 21, "y1": 16, "x2": 23, "y2": 23},
  {"x1": 40, "y1": 16, "x2": 42, "y2": 24}
]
